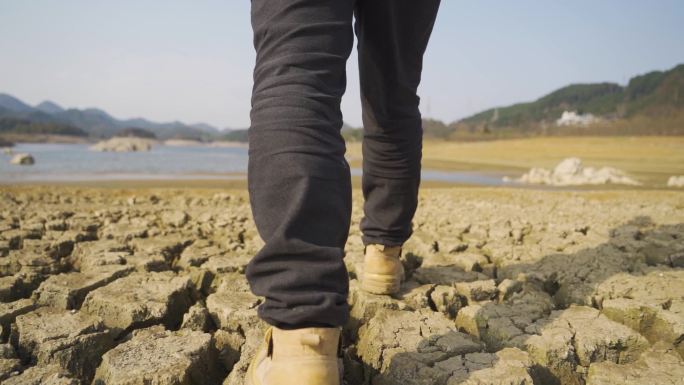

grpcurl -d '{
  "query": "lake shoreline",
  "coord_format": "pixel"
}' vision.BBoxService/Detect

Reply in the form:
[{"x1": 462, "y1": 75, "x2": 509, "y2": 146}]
[{"x1": 2, "y1": 137, "x2": 683, "y2": 189}]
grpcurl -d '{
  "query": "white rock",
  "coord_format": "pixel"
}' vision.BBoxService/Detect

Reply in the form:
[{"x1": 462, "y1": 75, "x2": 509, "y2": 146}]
[
  {"x1": 553, "y1": 157, "x2": 583, "y2": 176},
  {"x1": 10, "y1": 153, "x2": 34, "y2": 165},
  {"x1": 518, "y1": 167, "x2": 551, "y2": 184},
  {"x1": 667, "y1": 176, "x2": 684, "y2": 188},
  {"x1": 508, "y1": 158, "x2": 640, "y2": 186},
  {"x1": 90, "y1": 137, "x2": 156, "y2": 152}
]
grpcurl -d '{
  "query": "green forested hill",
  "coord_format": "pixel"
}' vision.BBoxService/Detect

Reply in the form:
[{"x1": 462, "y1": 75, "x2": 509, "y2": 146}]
[
  {"x1": 0, "y1": 117, "x2": 87, "y2": 136},
  {"x1": 624, "y1": 64, "x2": 684, "y2": 116},
  {"x1": 449, "y1": 64, "x2": 684, "y2": 137}
]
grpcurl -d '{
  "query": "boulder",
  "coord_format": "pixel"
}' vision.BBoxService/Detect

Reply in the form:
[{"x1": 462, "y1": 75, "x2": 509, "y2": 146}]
[
  {"x1": 510, "y1": 157, "x2": 641, "y2": 186},
  {"x1": 10, "y1": 153, "x2": 34, "y2": 166},
  {"x1": 553, "y1": 157, "x2": 583, "y2": 176},
  {"x1": 90, "y1": 137, "x2": 155, "y2": 152},
  {"x1": 667, "y1": 175, "x2": 684, "y2": 188}
]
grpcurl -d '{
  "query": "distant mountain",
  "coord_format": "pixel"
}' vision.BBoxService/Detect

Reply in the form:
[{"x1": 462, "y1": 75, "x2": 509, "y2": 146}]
[
  {"x1": 0, "y1": 117, "x2": 87, "y2": 137},
  {"x1": 0, "y1": 94, "x2": 224, "y2": 140},
  {"x1": 190, "y1": 122, "x2": 221, "y2": 134},
  {"x1": 35, "y1": 101, "x2": 65, "y2": 114},
  {"x1": 54, "y1": 108, "x2": 121, "y2": 138},
  {"x1": 0, "y1": 94, "x2": 34, "y2": 113},
  {"x1": 449, "y1": 63, "x2": 684, "y2": 137},
  {"x1": 116, "y1": 127, "x2": 156, "y2": 139},
  {"x1": 220, "y1": 128, "x2": 249, "y2": 142}
]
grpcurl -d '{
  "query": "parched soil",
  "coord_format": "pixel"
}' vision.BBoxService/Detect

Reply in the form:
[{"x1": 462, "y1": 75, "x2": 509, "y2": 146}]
[{"x1": 0, "y1": 186, "x2": 683, "y2": 385}]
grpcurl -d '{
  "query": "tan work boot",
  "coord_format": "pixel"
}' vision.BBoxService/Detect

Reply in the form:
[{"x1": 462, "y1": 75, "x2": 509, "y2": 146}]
[
  {"x1": 247, "y1": 326, "x2": 342, "y2": 385},
  {"x1": 361, "y1": 244, "x2": 404, "y2": 295}
]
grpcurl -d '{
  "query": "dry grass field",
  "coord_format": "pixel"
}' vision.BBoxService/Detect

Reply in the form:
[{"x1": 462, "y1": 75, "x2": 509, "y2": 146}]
[{"x1": 347, "y1": 136, "x2": 684, "y2": 186}]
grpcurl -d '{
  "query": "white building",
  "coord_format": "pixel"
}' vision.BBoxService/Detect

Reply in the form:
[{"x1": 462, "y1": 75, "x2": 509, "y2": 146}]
[{"x1": 556, "y1": 111, "x2": 599, "y2": 126}]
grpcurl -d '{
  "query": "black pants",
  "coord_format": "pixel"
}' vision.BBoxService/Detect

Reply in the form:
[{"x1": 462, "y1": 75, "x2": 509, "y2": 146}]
[{"x1": 246, "y1": 0, "x2": 440, "y2": 329}]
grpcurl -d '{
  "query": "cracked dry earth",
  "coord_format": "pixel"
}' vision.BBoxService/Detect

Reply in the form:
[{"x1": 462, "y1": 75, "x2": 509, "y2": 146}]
[{"x1": 0, "y1": 187, "x2": 683, "y2": 385}]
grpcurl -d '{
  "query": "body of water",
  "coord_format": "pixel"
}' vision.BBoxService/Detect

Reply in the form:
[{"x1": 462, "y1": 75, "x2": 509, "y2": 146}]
[{"x1": 0, "y1": 143, "x2": 510, "y2": 186}]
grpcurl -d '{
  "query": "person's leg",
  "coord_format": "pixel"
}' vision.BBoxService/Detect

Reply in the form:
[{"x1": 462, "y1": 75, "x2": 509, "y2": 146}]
[
  {"x1": 355, "y1": 0, "x2": 441, "y2": 247},
  {"x1": 246, "y1": 0, "x2": 355, "y2": 330}
]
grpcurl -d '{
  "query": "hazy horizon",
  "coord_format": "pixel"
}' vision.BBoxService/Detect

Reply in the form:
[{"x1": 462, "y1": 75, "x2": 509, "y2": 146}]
[{"x1": 1, "y1": 0, "x2": 683, "y2": 129}]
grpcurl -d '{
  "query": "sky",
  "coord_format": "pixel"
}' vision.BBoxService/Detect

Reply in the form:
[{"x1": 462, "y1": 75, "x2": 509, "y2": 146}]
[{"x1": 1, "y1": 1, "x2": 683, "y2": 129}]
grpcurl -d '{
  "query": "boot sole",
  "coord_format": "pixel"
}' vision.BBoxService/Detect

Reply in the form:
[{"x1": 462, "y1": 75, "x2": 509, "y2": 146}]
[{"x1": 362, "y1": 272, "x2": 402, "y2": 295}]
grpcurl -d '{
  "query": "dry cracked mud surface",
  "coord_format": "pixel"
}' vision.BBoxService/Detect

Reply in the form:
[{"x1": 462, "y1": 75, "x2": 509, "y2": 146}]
[{"x1": 0, "y1": 186, "x2": 683, "y2": 385}]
